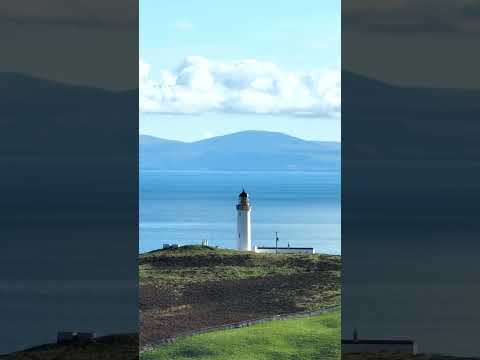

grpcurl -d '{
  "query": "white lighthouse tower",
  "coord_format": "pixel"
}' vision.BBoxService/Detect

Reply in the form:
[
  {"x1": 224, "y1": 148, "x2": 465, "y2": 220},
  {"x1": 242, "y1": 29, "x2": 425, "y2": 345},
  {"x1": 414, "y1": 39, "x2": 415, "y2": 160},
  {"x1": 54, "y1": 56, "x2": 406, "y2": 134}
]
[{"x1": 236, "y1": 189, "x2": 252, "y2": 251}]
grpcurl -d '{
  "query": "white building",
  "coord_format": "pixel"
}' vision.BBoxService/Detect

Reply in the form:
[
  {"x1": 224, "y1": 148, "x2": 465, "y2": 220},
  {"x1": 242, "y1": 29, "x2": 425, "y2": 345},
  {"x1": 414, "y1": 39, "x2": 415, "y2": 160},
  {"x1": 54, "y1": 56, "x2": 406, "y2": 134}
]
[
  {"x1": 254, "y1": 246, "x2": 315, "y2": 254},
  {"x1": 342, "y1": 329, "x2": 417, "y2": 354},
  {"x1": 77, "y1": 332, "x2": 96, "y2": 342},
  {"x1": 57, "y1": 332, "x2": 76, "y2": 344},
  {"x1": 162, "y1": 244, "x2": 178, "y2": 249},
  {"x1": 57, "y1": 331, "x2": 96, "y2": 344},
  {"x1": 236, "y1": 189, "x2": 252, "y2": 251}
]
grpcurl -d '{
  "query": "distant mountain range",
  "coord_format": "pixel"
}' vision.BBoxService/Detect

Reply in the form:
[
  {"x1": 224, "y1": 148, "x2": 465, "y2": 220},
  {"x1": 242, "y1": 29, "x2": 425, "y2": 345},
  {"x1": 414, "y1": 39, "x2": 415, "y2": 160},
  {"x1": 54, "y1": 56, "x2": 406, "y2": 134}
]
[
  {"x1": 4, "y1": 70, "x2": 479, "y2": 163},
  {"x1": 140, "y1": 131, "x2": 340, "y2": 171},
  {"x1": 0, "y1": 72, "x2": 137, "y2": 158},
  {"x1": 342, "y1": 70, "x2": 480, "y2": 160}
]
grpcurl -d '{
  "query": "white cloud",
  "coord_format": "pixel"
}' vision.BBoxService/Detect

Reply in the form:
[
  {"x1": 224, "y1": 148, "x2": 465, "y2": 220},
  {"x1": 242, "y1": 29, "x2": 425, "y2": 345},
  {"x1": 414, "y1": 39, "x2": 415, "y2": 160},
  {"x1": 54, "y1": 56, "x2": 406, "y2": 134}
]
[
  {"x1": 139, "y1": 56, "x2": 340, "y2": 118},
  {"x1": 203, "y1": 131, "x2": 215, "y2": 139}
]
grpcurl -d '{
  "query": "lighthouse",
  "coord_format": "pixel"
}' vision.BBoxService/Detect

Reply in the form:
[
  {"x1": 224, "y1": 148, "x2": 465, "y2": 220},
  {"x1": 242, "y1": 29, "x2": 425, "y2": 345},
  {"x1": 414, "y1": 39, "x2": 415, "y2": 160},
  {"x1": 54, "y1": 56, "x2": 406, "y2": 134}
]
[{"x1": 236, "y1": 189, "x2": 252, "y2": 251}]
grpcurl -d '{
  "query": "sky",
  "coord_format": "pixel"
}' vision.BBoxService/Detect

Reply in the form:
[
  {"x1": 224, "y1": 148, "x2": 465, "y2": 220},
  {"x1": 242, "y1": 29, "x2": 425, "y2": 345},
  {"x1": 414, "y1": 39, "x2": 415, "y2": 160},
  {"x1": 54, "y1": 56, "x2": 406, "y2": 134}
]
[{"x1": 140, "y1": 0, "x2": 341, "y2": 142}]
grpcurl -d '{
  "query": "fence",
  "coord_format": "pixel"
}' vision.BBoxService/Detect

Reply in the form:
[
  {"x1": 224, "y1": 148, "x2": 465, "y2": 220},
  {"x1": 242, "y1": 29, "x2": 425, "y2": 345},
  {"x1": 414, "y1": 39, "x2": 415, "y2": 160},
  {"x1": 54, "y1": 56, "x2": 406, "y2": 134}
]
[{"x1": 142, "y1": 305, "x2": 340, "y2": 352}]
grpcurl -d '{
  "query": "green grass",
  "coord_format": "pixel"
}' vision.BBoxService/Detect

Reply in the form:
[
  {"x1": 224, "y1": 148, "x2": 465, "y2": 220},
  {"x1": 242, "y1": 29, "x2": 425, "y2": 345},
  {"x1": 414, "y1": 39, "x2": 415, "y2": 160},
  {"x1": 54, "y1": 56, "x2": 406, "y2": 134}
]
[
  {"x1": 139, "y1": 263, "x2": 301, "y2": 284},
  {"x1": 141, "y1": 310, "x2": 340, "y2": 360},
  {"x1": 139, "y1": 245, "x2": 341, "y2": 285}
]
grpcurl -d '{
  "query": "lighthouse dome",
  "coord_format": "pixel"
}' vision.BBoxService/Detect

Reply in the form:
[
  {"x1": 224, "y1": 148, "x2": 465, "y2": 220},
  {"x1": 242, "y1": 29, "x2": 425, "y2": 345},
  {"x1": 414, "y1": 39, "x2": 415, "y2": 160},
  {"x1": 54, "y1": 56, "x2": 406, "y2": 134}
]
[{"x1": 239, "y1": 189, "x2": 248, "y2": 198}]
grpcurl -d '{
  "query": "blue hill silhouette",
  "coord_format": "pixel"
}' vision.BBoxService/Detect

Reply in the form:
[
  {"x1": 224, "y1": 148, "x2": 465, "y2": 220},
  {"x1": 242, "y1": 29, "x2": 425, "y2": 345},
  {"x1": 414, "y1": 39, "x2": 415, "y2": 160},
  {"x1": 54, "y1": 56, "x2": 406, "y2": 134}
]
[{"x1": 140, "y1": 131, "x2": 340, "y2": 171}]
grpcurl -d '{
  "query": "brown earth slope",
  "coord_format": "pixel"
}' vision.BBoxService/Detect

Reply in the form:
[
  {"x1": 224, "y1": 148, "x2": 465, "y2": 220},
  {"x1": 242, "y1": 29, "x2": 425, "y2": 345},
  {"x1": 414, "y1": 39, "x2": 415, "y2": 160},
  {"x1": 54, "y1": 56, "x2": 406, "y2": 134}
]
[{"x1": 139, "y1": 245, "x2": 341, "y2": 348}]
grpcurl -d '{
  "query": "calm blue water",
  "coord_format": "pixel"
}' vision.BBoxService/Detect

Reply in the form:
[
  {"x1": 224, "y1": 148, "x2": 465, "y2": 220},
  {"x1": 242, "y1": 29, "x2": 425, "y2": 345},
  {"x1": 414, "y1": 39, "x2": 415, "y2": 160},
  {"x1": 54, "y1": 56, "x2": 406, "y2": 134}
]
[{"x1": 140, "y1": 170, "x2": 340, "y2": 254}]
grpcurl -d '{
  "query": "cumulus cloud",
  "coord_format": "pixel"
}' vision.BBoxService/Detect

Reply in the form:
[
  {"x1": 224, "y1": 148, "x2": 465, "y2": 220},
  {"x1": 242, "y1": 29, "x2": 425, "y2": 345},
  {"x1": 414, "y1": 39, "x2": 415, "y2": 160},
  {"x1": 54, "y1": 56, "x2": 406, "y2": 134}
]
[{"x1": 139, "y1": 56, "x2": 340, "y2": 118}]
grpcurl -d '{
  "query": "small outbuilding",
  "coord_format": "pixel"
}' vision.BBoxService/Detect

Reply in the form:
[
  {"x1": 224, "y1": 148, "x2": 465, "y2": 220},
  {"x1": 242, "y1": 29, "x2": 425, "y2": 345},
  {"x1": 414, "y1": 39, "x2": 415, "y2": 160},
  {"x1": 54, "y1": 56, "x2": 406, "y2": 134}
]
[
  {"x1": 77, "y1": 332, "x2": 96, "y2": 342},
  {"x1": 162, "y1": 244, "x2": 179, "y2": 250},
  {"x1": 57, "y1": 332, "x2": 76, "y2": 344},
  {"x1": 342, "y1": 329, "x2": 417, "y2": 354},
  {"x1": 57, "y1": 331, "x2": 96, "y2": 344}
]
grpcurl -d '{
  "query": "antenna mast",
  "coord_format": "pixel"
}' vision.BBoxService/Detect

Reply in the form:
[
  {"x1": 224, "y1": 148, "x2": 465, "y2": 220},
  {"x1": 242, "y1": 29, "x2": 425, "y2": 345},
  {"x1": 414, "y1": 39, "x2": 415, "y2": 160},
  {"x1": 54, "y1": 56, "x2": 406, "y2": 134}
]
[{"x1": 275, "y1": 232, "x2": 279, "y2": 254}]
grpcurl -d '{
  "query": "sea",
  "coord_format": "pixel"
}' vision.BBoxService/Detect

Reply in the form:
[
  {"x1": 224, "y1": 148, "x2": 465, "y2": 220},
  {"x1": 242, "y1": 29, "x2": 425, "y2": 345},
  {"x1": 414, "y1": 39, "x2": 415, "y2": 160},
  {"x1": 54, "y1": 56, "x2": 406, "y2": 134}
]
[{"x1": 140, "y1": 170, "x2": 341, "y2": 254}]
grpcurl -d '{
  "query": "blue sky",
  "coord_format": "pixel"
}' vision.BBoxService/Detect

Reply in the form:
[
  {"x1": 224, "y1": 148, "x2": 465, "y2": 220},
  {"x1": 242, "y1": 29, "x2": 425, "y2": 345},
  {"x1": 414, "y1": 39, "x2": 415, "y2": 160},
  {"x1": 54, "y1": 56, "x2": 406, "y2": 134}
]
[{"x1": 140, "y1": 0, "x2": 340, "y2": 142}]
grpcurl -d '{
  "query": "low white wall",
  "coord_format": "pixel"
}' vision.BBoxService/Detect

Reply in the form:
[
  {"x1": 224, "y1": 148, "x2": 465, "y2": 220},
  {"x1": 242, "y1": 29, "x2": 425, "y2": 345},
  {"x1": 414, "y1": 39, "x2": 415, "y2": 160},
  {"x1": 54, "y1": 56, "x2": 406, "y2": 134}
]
[
  {"x1": 142, "y1": 305, "x2": 340, "y2": 351},
  {"x1": 255, "y1": 247, "x2": 315, "y2": 254}
]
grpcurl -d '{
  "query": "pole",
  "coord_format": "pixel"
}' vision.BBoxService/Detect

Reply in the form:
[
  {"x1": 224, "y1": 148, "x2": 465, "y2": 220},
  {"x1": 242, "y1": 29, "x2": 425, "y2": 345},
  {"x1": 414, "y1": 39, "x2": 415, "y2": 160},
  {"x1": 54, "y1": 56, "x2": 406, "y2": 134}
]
[{"x1": 275, "y1": 232, "x2": 279, "y2": 254}]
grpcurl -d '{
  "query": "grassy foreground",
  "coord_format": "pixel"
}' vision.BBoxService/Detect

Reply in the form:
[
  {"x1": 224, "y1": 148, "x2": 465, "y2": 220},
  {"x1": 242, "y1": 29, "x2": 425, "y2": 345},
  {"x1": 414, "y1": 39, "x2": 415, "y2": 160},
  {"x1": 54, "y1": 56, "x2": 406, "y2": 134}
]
[{"x1": 141, "y1": 310, "x2": 340, "y2": 360}]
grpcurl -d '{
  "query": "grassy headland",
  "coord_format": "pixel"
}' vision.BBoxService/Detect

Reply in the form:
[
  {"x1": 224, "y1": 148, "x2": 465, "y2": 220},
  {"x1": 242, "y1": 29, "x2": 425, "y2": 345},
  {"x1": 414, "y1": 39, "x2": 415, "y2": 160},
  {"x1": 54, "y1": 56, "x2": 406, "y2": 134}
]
[
  {"x1": 139, "y1": 245, "x2": 341, "y2": 348},
  {"x1": 141, "y1": 310, "x2": 340, "y2": 360},
  {"x1": 0, "y1": 334, "x2": 138, "y2": 360}
]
